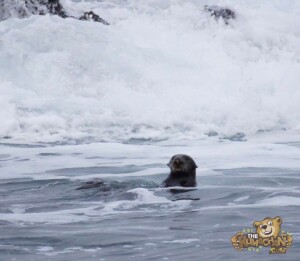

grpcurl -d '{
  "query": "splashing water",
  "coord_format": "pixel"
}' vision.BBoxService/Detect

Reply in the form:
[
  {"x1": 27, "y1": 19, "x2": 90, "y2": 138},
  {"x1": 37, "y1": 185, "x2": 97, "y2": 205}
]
[{"x1": 0, "y1": 0, "x2": 300, "y2": 143}]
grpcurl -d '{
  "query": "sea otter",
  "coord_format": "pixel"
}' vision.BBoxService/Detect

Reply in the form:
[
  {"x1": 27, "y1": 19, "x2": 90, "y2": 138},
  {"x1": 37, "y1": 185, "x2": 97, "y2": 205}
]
[
  {"x1": 162, "y1": 154, "x2": 197, "y2": 187},
  {"x1": 0, "y1": 0, "x2": 109, "y2": 24}
]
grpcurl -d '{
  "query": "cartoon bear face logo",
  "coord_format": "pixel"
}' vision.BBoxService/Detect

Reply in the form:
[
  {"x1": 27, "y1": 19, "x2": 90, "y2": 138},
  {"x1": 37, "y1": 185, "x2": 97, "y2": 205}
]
[{"x1": 253, "y1": 216, "x2": 282, "y2": 238}]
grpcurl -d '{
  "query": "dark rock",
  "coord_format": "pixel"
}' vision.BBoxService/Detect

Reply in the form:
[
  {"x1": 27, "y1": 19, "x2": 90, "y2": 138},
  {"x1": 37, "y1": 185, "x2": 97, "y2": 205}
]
[
  {"x1": 79, "y1": 11, "x2": 109, "y2": 25},
  {"x1": 207, "y1": 130, "x2": 218, "y2": 137},
  {"x1": 46, "y1": 0, "x2": 68, "y2": 18},
  {"x1": 204, "y1": 5, "x2": 236, "y2": 24},
  {"x1": 76, "y1": 179, "x2": 107, "y2": 190},
  {"x1": 222, "y1": 132, "x2": 246, "y2": 142},
  {"x1": 0, "y1": 0, "x2": 109, "y2": 25}
]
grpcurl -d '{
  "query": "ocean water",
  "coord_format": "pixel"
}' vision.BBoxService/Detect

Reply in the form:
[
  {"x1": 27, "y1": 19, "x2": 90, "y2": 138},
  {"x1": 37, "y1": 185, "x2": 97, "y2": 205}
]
[
  {"x1": 1, "y1": 136, "x2": 300, "y2": 260},
  {"x1": 0, "y1": 0, "x2": 300, "y2": 260}
]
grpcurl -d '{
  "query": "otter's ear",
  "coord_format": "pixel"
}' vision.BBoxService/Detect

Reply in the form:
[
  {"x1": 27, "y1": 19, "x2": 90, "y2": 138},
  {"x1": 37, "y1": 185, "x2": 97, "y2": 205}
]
[
  {"x1": 275, "y1": 216, "x2": 282, "y2": 225},
  {"x1": 253, "y1": 221, "x2": 260, "y2": 228},
  {"x1": 196, "y1": 165, "x2": 198, "y2": 168}
]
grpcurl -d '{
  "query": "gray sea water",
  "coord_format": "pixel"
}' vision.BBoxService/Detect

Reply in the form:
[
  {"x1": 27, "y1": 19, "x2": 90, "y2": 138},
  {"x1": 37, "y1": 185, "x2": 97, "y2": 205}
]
[{"x1": 0, "y1": 137, "x2": 299, "y2": 261}]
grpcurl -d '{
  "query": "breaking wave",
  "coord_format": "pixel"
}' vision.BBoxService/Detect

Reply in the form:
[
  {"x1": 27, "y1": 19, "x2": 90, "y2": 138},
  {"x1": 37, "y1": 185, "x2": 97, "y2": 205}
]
[{"x1": 1, "y1": 0, "x2": 300, "y2": 142}]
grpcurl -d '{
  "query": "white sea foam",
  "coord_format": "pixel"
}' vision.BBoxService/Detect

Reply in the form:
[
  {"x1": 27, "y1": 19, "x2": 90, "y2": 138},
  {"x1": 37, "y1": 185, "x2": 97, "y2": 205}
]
[
  {"x1": 0, "y1": 206, "x2": 95, "y2": 224},
  {"x1": 233, "y1": 195, "x2": 249, "y2": 202},
  {"x1": 257, "y1": 196, "x2": 300, "y2": 206},
  {"x1": 195, "y1": 195, "x2": 300, "y2": 212},
  {"x1": 0, "y1": 0, "x2": 300, "y2": 142},
  {"x1": 36, "y1": 246, "x2": 54, "y2": 252},
  {"x1": 164, "y1": 239, "x2": 200, "y2": 244},
  {"x1": 100, "y1": 188, "x2": 191, "y2": 213},
  {"x1": 0, "y1": 136, "x2": 300, "y2": 181}
]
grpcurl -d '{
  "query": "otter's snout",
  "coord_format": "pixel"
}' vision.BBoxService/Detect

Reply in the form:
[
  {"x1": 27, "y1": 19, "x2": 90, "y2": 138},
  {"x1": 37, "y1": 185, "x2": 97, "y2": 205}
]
[
  {"x1": 173, "y1": 159, "x2": 181, "y2": 166},
  {"x1": 261, "y1": 225, "x2": 267, "y2": 229},
  {"x1": 171, "y1": 158, "x2": 183, "y2": 171}
]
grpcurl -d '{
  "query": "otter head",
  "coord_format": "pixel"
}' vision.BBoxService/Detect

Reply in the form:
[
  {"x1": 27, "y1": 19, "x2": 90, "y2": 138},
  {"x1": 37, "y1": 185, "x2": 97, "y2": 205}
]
[
  {"x1": 167, "y1": 154, "x2": 197, "y2": 174},
  {"x1": 253, "y1": 216, "x2": 282, "y2": 238}
]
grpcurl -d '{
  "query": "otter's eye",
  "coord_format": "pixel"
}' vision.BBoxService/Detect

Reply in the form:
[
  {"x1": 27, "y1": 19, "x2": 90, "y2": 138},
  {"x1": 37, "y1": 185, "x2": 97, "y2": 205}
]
[
  {"x1": 268, "y1": 221, "x2": 272, "y2": 226},
  {"x1": 260, "y1": 225, "x2": 263, "y2": 229}
]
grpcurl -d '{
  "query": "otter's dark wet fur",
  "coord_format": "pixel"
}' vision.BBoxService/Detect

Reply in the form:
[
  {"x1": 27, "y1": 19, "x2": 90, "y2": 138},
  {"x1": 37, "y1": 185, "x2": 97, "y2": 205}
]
[{"x1": 162, "y1": 154, "x2": 197, "y2": 187}]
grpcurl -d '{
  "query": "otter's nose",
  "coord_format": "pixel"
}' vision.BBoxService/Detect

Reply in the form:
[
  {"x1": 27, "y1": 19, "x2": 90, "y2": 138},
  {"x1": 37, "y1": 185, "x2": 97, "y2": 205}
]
[
  {"x1": 174, "y1": 159, "x2": 181, "y2": 164},
  {"x1": 262, "y1": 225, "x2": 267, "y2": 229},
  {"x1": 173, "y1": 159, "x2": 181, "y2": 167}
]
